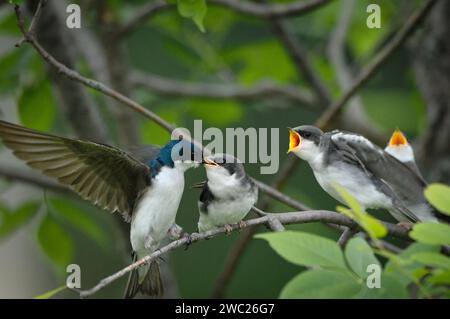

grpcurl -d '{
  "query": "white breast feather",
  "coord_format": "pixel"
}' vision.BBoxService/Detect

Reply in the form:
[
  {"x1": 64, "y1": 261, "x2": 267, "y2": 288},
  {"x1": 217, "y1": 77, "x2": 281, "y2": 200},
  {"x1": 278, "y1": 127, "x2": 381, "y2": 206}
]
[
  {"x1": 313, "y1": 162, "x2": 392, "y2": 210},
  {"x1": 130, "y1": 166, "x2": 185, "y2": 255},
  {"x1": 198, "y1": 173, "x2": 257, "y2": 232}
]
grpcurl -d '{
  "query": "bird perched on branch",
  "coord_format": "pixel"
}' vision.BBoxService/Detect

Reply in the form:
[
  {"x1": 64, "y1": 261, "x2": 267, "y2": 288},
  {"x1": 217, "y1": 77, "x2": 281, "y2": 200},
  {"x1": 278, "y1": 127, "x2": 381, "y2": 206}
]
[
  {"x1": 0, "y1": 120, "x2": 202, "y2": 298},
  {"x1": 287, "y1": 125, "x2": 440, "y2": 224},
  {"x1": 193, "y1": 154, "x2": 258, "y2": 233}
]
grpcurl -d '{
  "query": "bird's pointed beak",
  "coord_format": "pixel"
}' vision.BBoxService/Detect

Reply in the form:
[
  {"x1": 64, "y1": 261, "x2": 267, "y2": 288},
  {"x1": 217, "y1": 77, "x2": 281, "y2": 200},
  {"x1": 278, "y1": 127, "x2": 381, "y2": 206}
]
[
  {"x1": 388, "y1": 128, "x2": 408, "y2": 146},
  {"x1": 203, "y1": 158, "x2": 219, "y2": 168},
  {"x1": 287, "y1": 129, "x2": 301, "y2": 154}
]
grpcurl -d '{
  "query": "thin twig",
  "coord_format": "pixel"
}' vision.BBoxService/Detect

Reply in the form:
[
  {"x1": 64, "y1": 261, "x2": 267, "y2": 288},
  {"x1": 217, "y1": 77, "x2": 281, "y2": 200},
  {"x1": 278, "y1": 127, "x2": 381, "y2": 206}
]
[
  {"x1": 210, "y1": 0, "x2": 439, "y2": 298},
  {"x1": 0, "y1": 165, "x2": 69, "y2": 194},
  {"x1": 16, "y1": 0, "x2": 47, "y2": 47},
  {"x1": 118, "y1": 0, "x2": 333, "y2": 37},
  {"x1": 130, "y1": 72, "x2": 315, "y2": 107},
  {"x1": 268, "y1": 19, "x2": 332, "y2": 106},
  {"x1": 337, "y1": 227, "x2": 358, "y2": 248},
  {"x1": 13, "y1": 3, "x2": 316, "y2": 231},
  {"x1": 316, "y1": 0, "x2": 439, "y2": 129},
  {"x1": 14, "y1": 5, "x2": 175, "y2": 133},
  {"x1": 79, "y1": 209, "x2": 409, "y2": 298}
]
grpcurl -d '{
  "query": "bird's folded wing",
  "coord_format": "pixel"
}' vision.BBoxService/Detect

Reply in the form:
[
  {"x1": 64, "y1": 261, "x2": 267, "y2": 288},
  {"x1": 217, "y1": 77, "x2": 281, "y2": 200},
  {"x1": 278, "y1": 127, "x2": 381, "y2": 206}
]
[
  {"x1": 0, "y1": 120, "x2": 151, "y2": 222},
  {"x1": 331, "y1": 132, "x2": 422, "y2": 222}
]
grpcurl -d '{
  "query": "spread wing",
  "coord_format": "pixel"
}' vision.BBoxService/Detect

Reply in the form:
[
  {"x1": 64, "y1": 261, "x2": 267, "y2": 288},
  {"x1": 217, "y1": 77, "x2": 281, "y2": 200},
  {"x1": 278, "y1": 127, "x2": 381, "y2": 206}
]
[
  {"x1": 330, "y1": 132, "x2": 424, "y2": 222},
  {"x1": 0, "y1": 120, "x2": 151, "y2": 222}
]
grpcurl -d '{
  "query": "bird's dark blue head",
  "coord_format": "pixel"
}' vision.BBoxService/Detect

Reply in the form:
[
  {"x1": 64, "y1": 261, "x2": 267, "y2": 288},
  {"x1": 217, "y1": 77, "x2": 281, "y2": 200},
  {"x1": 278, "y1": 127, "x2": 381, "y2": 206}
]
[{"x1": 150, "y1": 139, "x2": 202, "y2": 177}]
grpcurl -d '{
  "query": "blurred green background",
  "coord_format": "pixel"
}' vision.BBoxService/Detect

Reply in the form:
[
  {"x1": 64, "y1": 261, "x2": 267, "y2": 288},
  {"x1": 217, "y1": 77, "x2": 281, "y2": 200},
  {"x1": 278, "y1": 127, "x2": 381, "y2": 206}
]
[{"x1": 0, "y1": 0, "x2": 434, "y2": 298}]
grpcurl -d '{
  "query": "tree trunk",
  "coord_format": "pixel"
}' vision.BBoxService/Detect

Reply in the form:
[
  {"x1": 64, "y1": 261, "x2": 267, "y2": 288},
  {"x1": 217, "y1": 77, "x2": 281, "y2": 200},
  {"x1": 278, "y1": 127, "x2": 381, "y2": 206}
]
[{"x1": 412, "y1": 0, "x2": 450, "y2": 183}]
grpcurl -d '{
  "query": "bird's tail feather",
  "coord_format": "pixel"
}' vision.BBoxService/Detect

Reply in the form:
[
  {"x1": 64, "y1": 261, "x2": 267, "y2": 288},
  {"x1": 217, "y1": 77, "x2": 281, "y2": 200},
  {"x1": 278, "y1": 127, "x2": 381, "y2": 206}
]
[{"x1": 124, "y1": 254, "x2": 164, "y2": 299}]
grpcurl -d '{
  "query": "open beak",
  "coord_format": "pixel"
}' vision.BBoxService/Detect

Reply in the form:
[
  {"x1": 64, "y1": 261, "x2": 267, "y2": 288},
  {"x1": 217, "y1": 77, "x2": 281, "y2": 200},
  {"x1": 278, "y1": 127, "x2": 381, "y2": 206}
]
[
  {"x1": 203, "y1": 158, "x2": 219, "y2": 168},
  {"x1": 389, "y1": 128, "x2": 408, "y2": 146},
  {"x1": 287, "y1": 128, "x2": 301, "y2": 154}
]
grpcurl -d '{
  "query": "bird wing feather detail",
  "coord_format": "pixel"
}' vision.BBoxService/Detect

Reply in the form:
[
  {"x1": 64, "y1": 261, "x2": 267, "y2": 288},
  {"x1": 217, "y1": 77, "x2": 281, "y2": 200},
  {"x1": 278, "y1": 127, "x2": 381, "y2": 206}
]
[
  {"x1": 0, "y1": 120, "x2": 150, "y2": 222},
  {"x1": 330, "y1": 132, "x2": 421, "y2": 222}
]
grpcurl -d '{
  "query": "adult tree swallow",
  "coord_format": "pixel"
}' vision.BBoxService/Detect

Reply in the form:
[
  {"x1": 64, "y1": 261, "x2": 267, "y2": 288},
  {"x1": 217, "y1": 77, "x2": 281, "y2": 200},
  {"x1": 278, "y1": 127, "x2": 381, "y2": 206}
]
[
  {"x1": 194, "y1": 154, "x2": 258, "y2": 233},
  {"x1": 287, "y1": 125, "x2": 440, "y2": 224},
  {"x1": 0, "y1": 120, "x2": 201, "y2": 298}
]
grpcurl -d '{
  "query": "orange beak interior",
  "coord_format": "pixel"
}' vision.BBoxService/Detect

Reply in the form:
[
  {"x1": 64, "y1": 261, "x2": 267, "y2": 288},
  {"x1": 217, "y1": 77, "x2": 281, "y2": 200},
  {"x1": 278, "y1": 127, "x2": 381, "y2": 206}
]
[
  {"x1": 288, "y1": 129, "x2": 301, "y2": 153},
  {"x1": 389, "y1": 129, "x2": 408, "y2": 146},
  {"x1": 203, "y1": 158, "x2": 219, "y2": 167}
]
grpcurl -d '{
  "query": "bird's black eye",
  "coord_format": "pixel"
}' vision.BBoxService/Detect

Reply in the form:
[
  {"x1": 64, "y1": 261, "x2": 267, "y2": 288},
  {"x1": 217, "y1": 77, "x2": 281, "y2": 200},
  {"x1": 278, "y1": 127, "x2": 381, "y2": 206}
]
[{"x1": 301, "y1": 131, "x2": 311, "y2": 138}]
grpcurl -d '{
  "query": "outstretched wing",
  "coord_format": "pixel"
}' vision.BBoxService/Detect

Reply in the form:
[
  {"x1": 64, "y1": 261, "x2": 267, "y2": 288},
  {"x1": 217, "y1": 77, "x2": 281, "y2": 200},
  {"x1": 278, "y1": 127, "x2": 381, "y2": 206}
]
[
  {"x1": 0, "y1": 120, "x2": 151, "y2": 222},
  {"x1": 330, "y1": 131, "x2": 424, "y2": 222}
]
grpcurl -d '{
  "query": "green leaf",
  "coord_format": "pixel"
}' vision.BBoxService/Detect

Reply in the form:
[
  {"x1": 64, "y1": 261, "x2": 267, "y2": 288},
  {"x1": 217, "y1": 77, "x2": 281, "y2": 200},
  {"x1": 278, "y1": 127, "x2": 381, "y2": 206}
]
[
  {"x1": 280, "y1": 269, "x2": 361, "y2": 299},
  {"x1": 333, "y1": 184, "x2": 387, "y2": 239},
  {"x1": 428, "y1": 270, "x2": 450, "y2": 285},
  {"x1": 385, "y1": 243, "x2": 439, "y2": 287},
  {"x1": 37, "y1": 216, "x2": 74, "y2": 268},
  {"x1": 345, "y1": 237, "x2": 380, "y2": 279},
  {"x1": 409, "y1": 252, "x2": 450, "y2": 270},
  {"x1": 177, "y1": 0, "x2": 207, "y2": 32},
  {"x1": 18, "y1": 80, "x2": 56, "y2": 131},
  {"x1": 50, "y1": 198, "x2": 107, "y2": 247},
  {"x1": 256, "y1": 231, "x2": 347, "y2": 270},
  {"x1": 410, "y1": 222, "x2": 450, "y2": 246},
  {"x1": 0, "y1": 202, "x2": 39, "y2": 239},
  {"x1": 424, "y1": 183, "x2": 450, "y2": 216},
  {"x1": 357, "y1": 273, "x2": 409, "y2": 299},
  {"x1": 34, "y1": 285, "x2": 67, "y2": 299},
  {"x1": 8, "y1": 0, "x2": 24, "y2": 4}
]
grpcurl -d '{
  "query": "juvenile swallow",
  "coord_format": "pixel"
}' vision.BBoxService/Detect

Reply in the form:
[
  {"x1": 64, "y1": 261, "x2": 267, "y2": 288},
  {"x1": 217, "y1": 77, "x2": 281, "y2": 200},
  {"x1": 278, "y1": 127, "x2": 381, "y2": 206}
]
[
  {"x1": 385, "y1": 128, "x2": 423, "y2": 179},
  {"x1": 194, "y1": 154, "x2": 258, "y2": 233},
  {"x1": 287, "y1": 125, "x2": 439, "y2": 223},
  {"x1": 0, "y1": 120, "x2": 201, "y2": 298},
  {"x1": 385, "y1": 129, "x2": 450, "y2": 223}
]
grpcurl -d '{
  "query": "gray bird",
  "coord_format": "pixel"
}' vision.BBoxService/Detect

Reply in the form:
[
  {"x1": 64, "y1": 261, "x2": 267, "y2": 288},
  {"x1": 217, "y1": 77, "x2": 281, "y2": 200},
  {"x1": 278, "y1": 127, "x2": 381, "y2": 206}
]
[
  {"x1": 287, "y1": 125, "x2": 439, "y2": 223},
  {"x1": 194, "y1": 153, "x2": 258, "y2": 233}
]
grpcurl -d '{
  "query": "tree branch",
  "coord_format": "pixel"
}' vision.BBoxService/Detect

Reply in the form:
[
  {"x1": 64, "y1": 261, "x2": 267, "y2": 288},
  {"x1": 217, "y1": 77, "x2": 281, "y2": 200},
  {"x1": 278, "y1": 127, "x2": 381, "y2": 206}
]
[
  {"x1": 327, "y1": 0, "x2": 385, "y2": 144},
  {"x1": 118, "y1": 0, "x2": 333, "y2": 37},
  {"x1": 0, "y1": 165, "x2": 69, "y2": 194},
  {"x1": 14, "y1": 4, "x2": 176, "y2": 133},
  {"x1": 96, "y1": 1, "x2": 140, "y2": 146},
  {"x1": 316, "y1": 0, "x2": 439, "y2": 130},
  {"x1": 79, "y1": 209, "x2": 409, "y2": 298},
  {"x1": 13, "y1": 3, "x2": 318, "y2": 231},
  {"x1": 129, "y1": 71, "x2": 315, "y2": 107},
  {"x1": 337, "y1": 227, "x2": 358, "y2": 248},
  {"x1": 209, "y1": 0, "x2": 439, "y2": 297},
  {"x1": 21, "y1": 0, "x2": 109, "y2": 144},
  {"x1": 267, "y1": 19, "x2": 332, "y2": 107}
]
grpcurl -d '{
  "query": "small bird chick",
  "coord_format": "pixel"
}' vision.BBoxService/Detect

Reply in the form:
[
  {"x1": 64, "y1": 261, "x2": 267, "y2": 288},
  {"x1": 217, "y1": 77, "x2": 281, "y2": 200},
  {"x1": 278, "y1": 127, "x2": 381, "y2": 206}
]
[
  {"x1": 385, "y1": 128, "x2": 423, "y2": 179},
  {"x1": 196, "y1": 154, "x2": 258, "y2": 233}
]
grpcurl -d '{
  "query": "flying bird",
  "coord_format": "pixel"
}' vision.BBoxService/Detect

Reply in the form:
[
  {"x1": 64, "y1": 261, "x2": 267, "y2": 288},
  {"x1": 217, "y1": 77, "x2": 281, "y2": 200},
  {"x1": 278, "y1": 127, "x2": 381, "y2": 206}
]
[
  {"x1": 194, "y1": 154, "x2": 258, "y2": 233},
  {"x1": 0, "y1": 120, "x2": 201, "y2": 298},
  {"x1": 287, "y1": 125, "x2": 440, "y2": 224}
]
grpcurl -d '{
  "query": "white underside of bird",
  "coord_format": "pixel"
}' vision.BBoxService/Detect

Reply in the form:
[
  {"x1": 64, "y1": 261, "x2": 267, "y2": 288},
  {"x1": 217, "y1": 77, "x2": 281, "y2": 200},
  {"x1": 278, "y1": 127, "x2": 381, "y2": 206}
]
[
  {"x1": 197, "y1": 168, "x2": 257, "y2": 232},
  {"x1": 131, "y1": 164, "x2": 186, "y2": 278},
  {"x1": 312, "y1": 157, "x2": 393, "y2": 210},
  {"x1": 292, "y1": 131, "x2": 437, "y2": 223}
]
